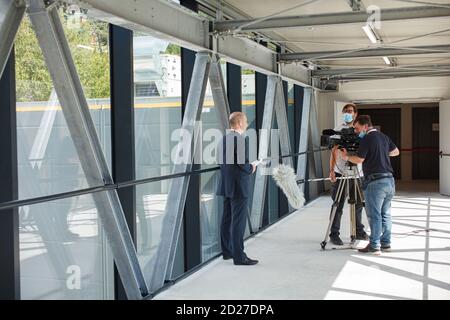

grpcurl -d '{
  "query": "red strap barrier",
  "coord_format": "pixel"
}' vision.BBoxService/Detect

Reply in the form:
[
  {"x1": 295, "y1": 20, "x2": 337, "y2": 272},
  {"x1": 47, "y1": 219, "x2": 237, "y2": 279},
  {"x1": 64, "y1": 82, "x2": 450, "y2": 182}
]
[{"x1": 400, "y1": 147, "x2": 439, "y2": 153}]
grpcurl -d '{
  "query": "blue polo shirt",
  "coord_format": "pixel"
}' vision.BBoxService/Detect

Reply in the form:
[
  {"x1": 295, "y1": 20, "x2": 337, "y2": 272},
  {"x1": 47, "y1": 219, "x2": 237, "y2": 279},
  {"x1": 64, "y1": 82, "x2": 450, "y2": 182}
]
[{"x1": 357, "y1": 129, "x2": 397, "y2": 177}]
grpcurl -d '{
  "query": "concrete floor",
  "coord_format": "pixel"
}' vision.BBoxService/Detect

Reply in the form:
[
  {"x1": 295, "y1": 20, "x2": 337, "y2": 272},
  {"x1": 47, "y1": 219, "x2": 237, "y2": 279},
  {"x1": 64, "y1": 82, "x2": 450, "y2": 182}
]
[{"x1": 155, "y1": 181, "x2": 450, "y2": 300}]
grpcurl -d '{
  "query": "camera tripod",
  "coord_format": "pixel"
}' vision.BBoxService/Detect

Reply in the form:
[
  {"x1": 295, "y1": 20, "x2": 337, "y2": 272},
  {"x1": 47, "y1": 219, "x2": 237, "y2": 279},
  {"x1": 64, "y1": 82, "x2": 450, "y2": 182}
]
[{"x1": 320, "y1": 161, "x2": 365, "y2": 250}]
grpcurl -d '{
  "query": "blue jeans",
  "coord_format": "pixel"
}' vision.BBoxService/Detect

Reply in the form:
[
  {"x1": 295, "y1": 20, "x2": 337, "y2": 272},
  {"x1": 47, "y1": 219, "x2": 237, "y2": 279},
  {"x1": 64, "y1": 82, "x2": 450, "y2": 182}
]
[{"x1": 363, "y1": 177, "x2": 395, "y2": 249}]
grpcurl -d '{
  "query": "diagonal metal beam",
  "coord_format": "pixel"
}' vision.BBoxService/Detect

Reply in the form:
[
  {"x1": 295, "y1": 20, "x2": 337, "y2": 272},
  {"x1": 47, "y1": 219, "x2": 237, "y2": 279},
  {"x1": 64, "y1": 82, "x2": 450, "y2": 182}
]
[
  {"x1": 308, "y1": 91, "x2": 324, "y2": 192},
  {"x1": 274, "y1": 78, "x2": 295, "y2": 211},
  {"x1": 214, "y1": 6, "x2": 450, "y2": 32},
  {"x1": 296, "y1": 88, "x2": 312, "y2": 194},
  {"x1": 25, "y1": 0, "x2": 148, "y2": 299},
  {"x1": 208, "y1": 55, "x2": 231, "y2": 133},
  {"x1": 250, "y1": 75, "x2": 277, "y2": 230},
  {"x1": 149, "y1": 51, "x2": 210, "y2": 292},
  {"x1": 280, "y1": 45, "x2": 450, "y2": 61},
  {"x1": 0, "y1": 0, "x2": 25, "y2": 78}
]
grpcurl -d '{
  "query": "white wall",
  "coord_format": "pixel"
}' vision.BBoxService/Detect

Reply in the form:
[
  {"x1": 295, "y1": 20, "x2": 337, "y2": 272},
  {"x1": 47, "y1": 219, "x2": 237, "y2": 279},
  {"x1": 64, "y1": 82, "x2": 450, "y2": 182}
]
[
  {"x1": 440, "y1": 100, "x2": 450, "y2": 196},
  {"x1": 316, "y1": 76, "x2": 450, "y2": 180}
]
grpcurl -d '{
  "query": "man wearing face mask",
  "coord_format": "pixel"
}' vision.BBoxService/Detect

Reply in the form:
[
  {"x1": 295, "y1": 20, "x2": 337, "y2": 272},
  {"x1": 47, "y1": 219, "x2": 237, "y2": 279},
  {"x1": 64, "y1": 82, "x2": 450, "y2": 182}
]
[
  {"x1": 328, "y1": 104, "x2": 368, "y2": 245},
  {"x1": 340, "y1": 115, "x2": 400, "y2": 255}
]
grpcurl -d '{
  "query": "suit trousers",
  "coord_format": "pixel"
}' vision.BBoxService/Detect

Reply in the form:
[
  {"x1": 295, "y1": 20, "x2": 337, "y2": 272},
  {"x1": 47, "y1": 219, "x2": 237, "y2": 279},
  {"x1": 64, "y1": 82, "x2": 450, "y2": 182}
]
[{"x1": 220, "y1": 197, "x2": 248, "y2": 263}]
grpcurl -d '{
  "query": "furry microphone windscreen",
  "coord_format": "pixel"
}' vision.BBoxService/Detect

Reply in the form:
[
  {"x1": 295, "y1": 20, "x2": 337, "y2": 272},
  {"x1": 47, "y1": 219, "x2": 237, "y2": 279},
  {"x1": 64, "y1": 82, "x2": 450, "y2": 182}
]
[{"x1": 272, "y1": 164, "x2": 305, "y2": 210}]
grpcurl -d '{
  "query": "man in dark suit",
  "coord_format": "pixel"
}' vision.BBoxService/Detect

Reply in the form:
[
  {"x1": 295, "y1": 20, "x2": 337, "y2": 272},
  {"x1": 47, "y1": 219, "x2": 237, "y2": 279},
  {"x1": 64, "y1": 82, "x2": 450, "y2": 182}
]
[{"x1": 217, "y1": 112, "x2": 258, "y2": 266}]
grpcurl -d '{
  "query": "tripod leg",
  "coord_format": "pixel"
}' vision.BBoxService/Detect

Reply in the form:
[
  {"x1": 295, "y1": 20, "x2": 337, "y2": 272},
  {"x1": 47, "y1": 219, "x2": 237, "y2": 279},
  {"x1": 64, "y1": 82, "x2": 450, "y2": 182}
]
[
  {"x1": 321, "y1": 177, "x2": 346, "y2": 250},
  {"x1": 349, "y1": 204, "x2": 356, "y2": 243},
  {"x1": 348, "y1": 177, "x2": 357, "y2": 243}
]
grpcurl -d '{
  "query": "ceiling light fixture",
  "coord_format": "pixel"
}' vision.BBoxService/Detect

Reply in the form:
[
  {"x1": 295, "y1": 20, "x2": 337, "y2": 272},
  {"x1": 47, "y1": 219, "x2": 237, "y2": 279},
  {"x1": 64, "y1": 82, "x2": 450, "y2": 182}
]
[{"x1": 362, "y1": 24, "x2": 378, "y2": 44}]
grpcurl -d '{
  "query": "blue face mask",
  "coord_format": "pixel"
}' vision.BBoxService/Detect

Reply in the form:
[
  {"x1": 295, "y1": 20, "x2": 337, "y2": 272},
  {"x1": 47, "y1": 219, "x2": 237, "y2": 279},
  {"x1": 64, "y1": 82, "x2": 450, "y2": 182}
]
[
  {"x1": 358, "y1": 131, "x2": 367, "y2": 139},
  {"x1": 343, "y1": 113, "x2": 353, "y2": 123}
]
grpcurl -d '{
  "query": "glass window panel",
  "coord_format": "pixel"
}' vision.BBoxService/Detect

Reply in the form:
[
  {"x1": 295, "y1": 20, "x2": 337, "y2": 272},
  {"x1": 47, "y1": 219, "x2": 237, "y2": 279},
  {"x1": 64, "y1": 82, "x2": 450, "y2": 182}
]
[
  {"x1": 135, "y1": 178, "x2": 184, "y2": 285},
  {"x1": 15, "y1": 13, "x2": 111, "y2": 200},
  {"x1": 19, "y1": 192, "x2": 114, "y2": 299},
  {"x1": 200, "y1": 170, "x2": 224, "y2": 261},
  {"x1": 133, "y1": 33, "x2": 182, "y2": 180}
]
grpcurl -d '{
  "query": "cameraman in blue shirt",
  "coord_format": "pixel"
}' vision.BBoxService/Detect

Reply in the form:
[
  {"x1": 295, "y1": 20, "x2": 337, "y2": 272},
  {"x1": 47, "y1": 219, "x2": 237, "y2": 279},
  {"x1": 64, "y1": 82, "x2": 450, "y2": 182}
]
[
  {"x1": 328, "y1": 103, "x2": 368, "y2": 245},
  {"x1": 340, "y1": 115, "x2": 400, "y2": 255}
]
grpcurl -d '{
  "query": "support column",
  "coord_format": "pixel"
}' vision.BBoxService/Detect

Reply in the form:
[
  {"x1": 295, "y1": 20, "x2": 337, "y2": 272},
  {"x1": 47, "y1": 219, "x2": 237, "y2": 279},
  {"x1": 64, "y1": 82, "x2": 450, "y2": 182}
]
[
  {"x1": 226, "y1": 62, "x2": 242, "y2": 113},
  {"x1": 293, "y1": 85, "x2": 304, "y2": 172},
  {"x1": 0, "y1": 50, "x2": 19, "y2": 300},
  {"x1": 109, "y1": 25, "x2": 136, "y2": 300},
  {"x1": 401, "y1": 106, "x2": 413, "y2": 181},
  {"x1": 181, "y1": 0, "x2": 201, "y2": 273}
]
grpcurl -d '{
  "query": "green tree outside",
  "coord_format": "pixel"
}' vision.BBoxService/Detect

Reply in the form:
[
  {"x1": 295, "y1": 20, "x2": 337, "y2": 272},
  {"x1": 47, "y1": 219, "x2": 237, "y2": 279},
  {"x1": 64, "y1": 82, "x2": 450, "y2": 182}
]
[{"x1": 15, "y1": 11, "x2": 110, "y2": 102}]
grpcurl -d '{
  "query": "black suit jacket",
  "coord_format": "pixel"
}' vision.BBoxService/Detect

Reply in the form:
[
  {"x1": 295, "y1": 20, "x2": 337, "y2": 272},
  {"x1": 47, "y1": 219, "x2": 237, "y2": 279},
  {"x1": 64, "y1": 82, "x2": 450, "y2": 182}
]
[{"x1": 216, "y1": 131, "x2": 253, "y2": 199}]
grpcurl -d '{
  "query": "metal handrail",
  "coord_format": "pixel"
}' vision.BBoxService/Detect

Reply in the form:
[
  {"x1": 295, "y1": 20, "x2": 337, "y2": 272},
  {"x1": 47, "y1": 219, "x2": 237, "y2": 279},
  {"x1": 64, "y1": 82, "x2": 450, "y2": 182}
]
[{"x1": 0, "y1": 148, "x2": 328, "y2": 212}]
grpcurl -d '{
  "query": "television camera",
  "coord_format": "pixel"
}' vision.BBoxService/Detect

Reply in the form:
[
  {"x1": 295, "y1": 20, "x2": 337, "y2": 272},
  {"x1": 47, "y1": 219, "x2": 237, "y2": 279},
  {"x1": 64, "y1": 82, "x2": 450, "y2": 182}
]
[{"x1": 320, "y1": 127, "x2": 360, "y2": 154}]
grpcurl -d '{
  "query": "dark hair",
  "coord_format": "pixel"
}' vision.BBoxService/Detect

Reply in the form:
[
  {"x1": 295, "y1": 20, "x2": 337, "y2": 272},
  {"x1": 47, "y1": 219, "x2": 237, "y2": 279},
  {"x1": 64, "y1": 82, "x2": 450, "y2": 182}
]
[
  {"x1": 342, "y1": 103, "x2": 357, "y2": 114},
  {"x1": 355, "y1": 115, "x2": 372, "y2": 127}
]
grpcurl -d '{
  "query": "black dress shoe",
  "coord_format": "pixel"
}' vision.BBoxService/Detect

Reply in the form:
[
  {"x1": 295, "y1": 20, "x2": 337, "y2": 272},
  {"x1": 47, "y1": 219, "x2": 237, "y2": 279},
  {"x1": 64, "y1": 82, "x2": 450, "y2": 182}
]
[
  {"x1": 234, "y1": 257, "x2": 258, "y2": 265},
  {"x1": 330, "y1": 234, "x2": 344, "y2": 246},
  {"x1": 222, "y1": 255, "x2": 233, "y2": 260}
]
